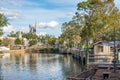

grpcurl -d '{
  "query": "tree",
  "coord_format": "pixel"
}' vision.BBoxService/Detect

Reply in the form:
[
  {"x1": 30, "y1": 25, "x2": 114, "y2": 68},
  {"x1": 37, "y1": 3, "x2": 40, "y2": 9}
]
[
  {"x1": 77, "y1": 0, "x2": 120, "y2": 42},
  {"x1": 29, "y1": 40, "x2": 37, "y2": 46},
  {"x1": 8, "y1": 31, "x2": 17, "y2": 37},
  {"x1": 0, "y1": 39, "x2": 2, "y2": 45},
  {"x1": 60, "y1": 0, "x2": 120, "y2": 48},
  {"x1": 15, "y1": 38, "x2": 23, "y2": 45},
  {"x1": 2, "y1": 38, "x2": 11, "y2": 46},
  {"x1": 0, "y1": 13, "x2": 8, "y2": 36},
  {"x1": 22, "y1": 33, "x2": 39, "y2": 40},
  {"x1": 48, "y1": 37, "x2": 56, "y2": 46},
  {"x1": 59, "y1": 21, "x2": 81, "y2": 47},
  {"x1": 0, "y1": 13, "x2": 8, "y2": 27},
  {"x1": 39, "y1": 34, "x2": 56, "y2": 46}
]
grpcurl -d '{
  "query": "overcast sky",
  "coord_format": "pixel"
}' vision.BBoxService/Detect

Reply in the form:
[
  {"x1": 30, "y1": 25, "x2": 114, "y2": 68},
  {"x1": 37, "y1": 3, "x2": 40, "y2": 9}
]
[{"x1": 0, "y1": 0, "x2": 120, "y2": 37}]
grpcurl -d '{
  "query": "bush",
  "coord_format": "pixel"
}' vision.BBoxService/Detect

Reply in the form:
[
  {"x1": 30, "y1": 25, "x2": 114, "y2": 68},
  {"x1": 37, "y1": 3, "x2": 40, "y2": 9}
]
[
  {"x1": 29, "y1": 40, "x2": 37, "y2": 46},
  {"x1": 15, "y1": 38, "x2": 21, "y2": 45}
]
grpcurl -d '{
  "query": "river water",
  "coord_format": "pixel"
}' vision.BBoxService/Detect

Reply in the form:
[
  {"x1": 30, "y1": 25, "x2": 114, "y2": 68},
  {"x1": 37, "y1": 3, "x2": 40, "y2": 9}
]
[{"x1": 0, "y1": 53, "x2": 84, "y2": 80}]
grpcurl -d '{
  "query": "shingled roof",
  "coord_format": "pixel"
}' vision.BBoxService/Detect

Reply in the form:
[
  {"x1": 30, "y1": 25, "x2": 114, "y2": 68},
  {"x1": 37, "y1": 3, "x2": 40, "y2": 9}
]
[{"x1": 93, "y1": 41, "x2": 120, "y2": 47}]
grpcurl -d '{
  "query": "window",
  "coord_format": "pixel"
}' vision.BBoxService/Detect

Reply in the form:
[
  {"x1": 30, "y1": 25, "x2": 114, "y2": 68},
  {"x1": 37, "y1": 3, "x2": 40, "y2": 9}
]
[{"x1": 98, "y1": 45, "x2": 103, "y2": 52}]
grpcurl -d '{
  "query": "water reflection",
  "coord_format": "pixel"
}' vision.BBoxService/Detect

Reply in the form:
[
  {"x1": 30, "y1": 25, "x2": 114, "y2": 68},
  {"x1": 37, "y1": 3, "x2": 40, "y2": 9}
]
[{"x1": 0, "y1": 53, "x2": 84, "y2": 80}]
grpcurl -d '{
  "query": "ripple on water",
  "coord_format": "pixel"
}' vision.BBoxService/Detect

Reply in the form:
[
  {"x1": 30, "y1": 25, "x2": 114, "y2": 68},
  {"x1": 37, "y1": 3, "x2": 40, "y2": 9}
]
[{"x1": 0, "y1": 53, "x2": 82, "y2": 80}]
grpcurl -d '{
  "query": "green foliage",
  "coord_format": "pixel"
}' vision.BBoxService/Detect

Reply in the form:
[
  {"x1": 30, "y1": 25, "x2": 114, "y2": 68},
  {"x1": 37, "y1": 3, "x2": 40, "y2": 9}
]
[
  {"x1": 59, "y1": 21, "x2": 81, "y2": 48},
  {"x1": 60, "y1": 0, "x2": 120, "y2": 48},
  {"x1": 0, "y1": 51, "x2": 3, "y2": 54},
  {"x1": 48, "y1": 37, "x2": 56, "y2": 45},
  {"x1": 76, "y1": 0, "x2": 120, "y2": 42},
  {"x1": 0, "y1": 13, "x2": 8, "y2": 27},
  {"x1": 8, "y1": 31, "x2": 17, "y2": 37},
  {"x1": 22, "y1": 33, "x2": 39, "y2": 40},
  {"x1": 0, "y1": 29, "x2": 3, "y2": 36},
  {"x1": 22, "y1": 33, "x2": 40, "y2": 46},
  {"x1": 29, "y1": 40, "x2": 37, "y2": 46},
  {"x1": 39, "y1": 34, "x2": 56, "y2": 46},
  {"x1": 0, "y1": 13, "x2": 8, "y2": 36},
  {"x1": 2, "y1": 38, "x2": 11, "y2": 46},
  {"x1": 15, "y1": 38, "x2": 24, "y2": 45},
  {"x1": 39, "y1": 48, "x2": 59, "y2": 53},
  {"x1": 0, "y1": 39, "x2": 2, "y2": 45}
]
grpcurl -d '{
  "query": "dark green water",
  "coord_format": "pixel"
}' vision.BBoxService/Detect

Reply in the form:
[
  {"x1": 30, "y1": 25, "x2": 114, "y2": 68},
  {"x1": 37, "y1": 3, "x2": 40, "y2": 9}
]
[{"x1": 0, "y1": 53, "x2": 84, "y2": 80}]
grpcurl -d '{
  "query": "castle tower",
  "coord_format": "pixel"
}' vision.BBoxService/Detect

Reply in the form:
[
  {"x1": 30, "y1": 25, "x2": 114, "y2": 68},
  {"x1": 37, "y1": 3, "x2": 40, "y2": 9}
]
[
  {"x1": 33, "y1": 20, "x2": 37, "y2": 33},
  {"x1": 29, "y1": 20, "x2": 38, "y2": 34},
  {"x1": 18, "y1": 30, "x2": 22, "y2": 39},
  {"x1": 29, "y1": 25, "x2": 32, "y2": 33},
  {"x1": 34, "y1": 20, "x2": 37, "y2": 28}
]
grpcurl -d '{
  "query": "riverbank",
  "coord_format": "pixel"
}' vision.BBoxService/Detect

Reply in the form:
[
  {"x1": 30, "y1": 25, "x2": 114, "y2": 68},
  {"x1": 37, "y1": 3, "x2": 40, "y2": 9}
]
[
  {"x1": 25, "y1": 48, "x2": 60, "y2": 54},
  {"x1": 3, "y1": 49, "x2": 25, "y2": 53},
  {"x1": 2, "y1": 48, "x2": 60, "y2": 54}
]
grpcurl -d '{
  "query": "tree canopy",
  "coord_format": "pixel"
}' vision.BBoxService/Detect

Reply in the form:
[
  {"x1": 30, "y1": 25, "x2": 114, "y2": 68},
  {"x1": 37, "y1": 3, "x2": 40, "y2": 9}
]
[
  {"x1": 59, "y1": 0, "x2": 120, "y2": 48},
  {"x1": 0, "y1": 13, "x2": 8, "y2": 27},
  {"x1": 0, "y1": 13, "x2": 8, "y2": 36}
]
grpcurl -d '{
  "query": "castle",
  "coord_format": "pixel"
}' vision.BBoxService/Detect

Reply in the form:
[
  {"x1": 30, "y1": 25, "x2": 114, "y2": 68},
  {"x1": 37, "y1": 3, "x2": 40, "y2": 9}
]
[{"x1": 29, "y1": 21, "x2": 37, "y2": 34}]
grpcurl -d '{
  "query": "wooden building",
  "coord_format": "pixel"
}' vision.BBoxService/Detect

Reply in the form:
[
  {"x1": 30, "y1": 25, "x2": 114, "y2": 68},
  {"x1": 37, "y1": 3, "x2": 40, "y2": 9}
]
[{"x1": 89, "y1": 41, "x2": 120, "y2": 64}]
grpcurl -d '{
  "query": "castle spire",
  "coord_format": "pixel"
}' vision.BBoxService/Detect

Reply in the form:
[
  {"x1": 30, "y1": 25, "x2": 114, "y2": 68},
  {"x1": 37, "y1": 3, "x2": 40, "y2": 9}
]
[
  {"x1": 34, "y1": 20, "x2": 37, "y2": 28},
  {"x1": 33, "y1": 20, "x2": 37, "y2": 33}
]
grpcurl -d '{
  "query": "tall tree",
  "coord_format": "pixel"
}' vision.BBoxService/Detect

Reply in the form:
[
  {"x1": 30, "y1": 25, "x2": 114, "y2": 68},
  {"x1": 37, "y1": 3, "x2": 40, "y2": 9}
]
[
  {"x1": 0, "y1": 13, "x2": 8, "y2": 27},
  {"x1": 0, "y1": 13, "x2": 8, "y2": 36},
  {"x1": 60, "y1": 0, "x2": 120, "y2": 48},
  {"x1": 60, "y1": 21, "x2": 81, "y2": 47},
  {"x1": 77, "y1": 0, "x2": 120, "y2": 42}
]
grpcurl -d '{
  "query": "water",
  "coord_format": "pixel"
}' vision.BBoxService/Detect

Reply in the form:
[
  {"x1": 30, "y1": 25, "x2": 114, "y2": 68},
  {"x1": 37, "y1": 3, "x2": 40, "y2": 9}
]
[{"x1": 0, "y1": 53, "x2": 84, "y2": 80}]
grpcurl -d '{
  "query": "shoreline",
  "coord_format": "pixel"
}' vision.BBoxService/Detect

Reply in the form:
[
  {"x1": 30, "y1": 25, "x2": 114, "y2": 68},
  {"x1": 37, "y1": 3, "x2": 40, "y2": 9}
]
[{"x1": 3, "y1": 49, "x2": 25, "y2": 54}]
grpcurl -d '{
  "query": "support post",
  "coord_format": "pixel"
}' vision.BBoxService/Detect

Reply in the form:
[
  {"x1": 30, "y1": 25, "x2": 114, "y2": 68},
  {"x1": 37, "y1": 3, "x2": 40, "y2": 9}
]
[{"x1": 113, "y1": 26, "x2": 117, "y2": 73}]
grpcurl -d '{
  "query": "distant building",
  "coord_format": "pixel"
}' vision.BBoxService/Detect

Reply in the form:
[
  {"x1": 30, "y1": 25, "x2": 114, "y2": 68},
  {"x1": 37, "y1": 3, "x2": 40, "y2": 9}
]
[
  {"x1": 18, "y1": 31, "x2": 22, "y2": 39},
  {"x1": 29, "y1": 21, "x2": 37, "y2": 34}
]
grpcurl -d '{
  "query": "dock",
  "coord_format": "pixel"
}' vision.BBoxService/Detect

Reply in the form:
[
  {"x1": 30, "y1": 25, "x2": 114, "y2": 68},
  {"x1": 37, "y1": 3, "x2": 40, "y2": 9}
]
[{"x1": 68, "y1": 64, "x2": 120, "y2": 80}]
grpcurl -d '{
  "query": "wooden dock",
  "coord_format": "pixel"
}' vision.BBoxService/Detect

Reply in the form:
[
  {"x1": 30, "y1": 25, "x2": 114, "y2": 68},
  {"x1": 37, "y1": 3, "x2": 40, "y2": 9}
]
[{"x1": 68, "y1": 64, "x2": 120, "y2": 80}]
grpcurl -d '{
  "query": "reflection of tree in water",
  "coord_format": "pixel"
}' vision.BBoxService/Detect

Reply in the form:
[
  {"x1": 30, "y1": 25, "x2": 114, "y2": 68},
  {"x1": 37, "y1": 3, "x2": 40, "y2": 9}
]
[
  {"x1": 11, "y1": 53, "x2": 26, "y2": 70},
  {"x1": 58, "y1": 55, "x2": 85, "y2": 78},
  {"x1": 0, "y1": 61, "x2": 3, "y2": 80},
  {"x1": 15, "y1": 54, "x2": 21, "y2": 65},
  {"x1": 15, "y1": 54, "x2": 24, "y2": 64},
  {"x1": 28, "y1": 54, "x2": 37, "y2": 74},
  {"x1": 40, "y1": 54, "x2": 59, "y2": 65},
  {"x1": 46, "y1": 56, "x2": 58, "y2": 65}
]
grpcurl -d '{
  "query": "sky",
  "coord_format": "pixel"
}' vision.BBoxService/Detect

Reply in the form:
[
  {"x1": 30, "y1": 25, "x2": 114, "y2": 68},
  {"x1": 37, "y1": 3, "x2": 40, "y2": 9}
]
[{"x1": 0, "y1": 0, "x2": 120, "y2": 37}]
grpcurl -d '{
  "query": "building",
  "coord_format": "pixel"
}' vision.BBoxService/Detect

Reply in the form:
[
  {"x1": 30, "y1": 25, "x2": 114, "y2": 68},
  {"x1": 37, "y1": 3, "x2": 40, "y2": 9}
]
[
  {"x1": 90, "y1": 41, "x2": 120, "y2": 64},
  {"x1": 18, "y1": 31, "x2": 22, "y2": 39},
  {"x1": 29, "y1": 21, "x2": 37, "y2": 34}
]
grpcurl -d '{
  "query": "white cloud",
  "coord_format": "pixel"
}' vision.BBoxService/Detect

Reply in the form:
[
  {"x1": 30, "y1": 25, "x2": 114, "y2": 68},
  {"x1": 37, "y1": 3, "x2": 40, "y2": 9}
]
[
  {"x1": 3, "y1": 25, "x2": 29, "y2": 33},
  {"x1": 0, "y1": 0, "x2": 40, "y2": 7},
  {"x1": 0, "y1": 7, "x2": 22, "y2": 19},
  {"x1": 38, "y1": 32, "x2": 47, "y2": 36},
  {"x1": 39, "y1": 21, "x2": 58, "y2": 28},
  {"x1": 19, "y1": 27, "x2": 29, "y2": 33},
  {"x1": 3, "y1": 25, "x2": 15, "y2": 33},
  {"x1": 0, "y1": 0, "x2": 81, "y2": 37}
]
